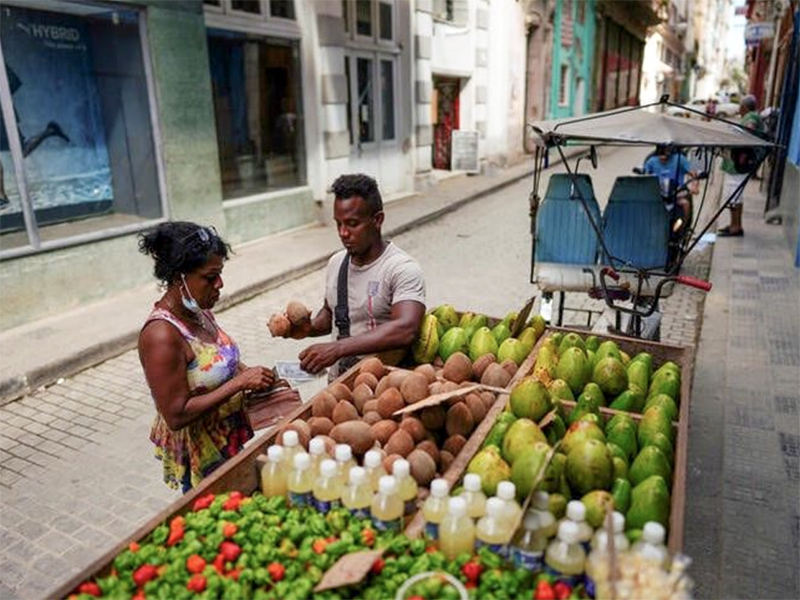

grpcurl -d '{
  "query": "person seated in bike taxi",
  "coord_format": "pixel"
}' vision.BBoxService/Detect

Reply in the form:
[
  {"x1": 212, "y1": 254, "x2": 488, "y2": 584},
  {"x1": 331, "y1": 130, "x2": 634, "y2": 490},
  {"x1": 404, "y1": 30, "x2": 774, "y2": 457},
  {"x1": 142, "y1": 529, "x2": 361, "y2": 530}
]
[{"x1": 643, "y1": 144, "x2": 698, "y2": 232}]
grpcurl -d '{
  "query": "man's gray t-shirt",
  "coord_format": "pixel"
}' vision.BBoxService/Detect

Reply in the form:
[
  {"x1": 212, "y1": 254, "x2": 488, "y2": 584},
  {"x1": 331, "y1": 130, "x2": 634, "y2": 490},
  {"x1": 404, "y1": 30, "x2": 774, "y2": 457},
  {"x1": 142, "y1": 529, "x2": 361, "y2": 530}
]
[{"x1": 325, "y1": 242, "x2": 425, "y2": 378}]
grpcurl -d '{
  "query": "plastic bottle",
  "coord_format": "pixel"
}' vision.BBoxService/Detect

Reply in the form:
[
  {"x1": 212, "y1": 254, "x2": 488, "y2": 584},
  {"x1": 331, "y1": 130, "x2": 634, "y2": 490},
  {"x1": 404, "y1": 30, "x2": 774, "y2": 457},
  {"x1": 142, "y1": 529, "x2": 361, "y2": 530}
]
[
  {"x1": 341, "y1": 466, "x2": 372, "y2": 519},
  {"x1": 421, "y1": 478, "x2": 450, "y2": 540},
  {"x1": 510, "y1": 511, "x2": 548, "y2": 571},
  {"x1": 563, "y1": 500, "x2": 594, "y2": 550},
  {"x1": 281, "y1": 430, "x2": 301, "y2": 465},
  {"x1": 311, "y1": 458, "x2": 343, "y2": 513},
  {"x1": 544, "y1": 520, "x2": 586, "y2": 587},
  {"x1": 584, "y1": 531, "x2": 613, "y2": 599},
  {"x1": 495, "y1": 481, "x2": 522, "y2": 528},
  {"x1": 439, "y1": 496, "x2": 476, "y2": 560},
  {"x1": 476, "y1": 497, "x2": 513, "y2": 556},
  {"x1": 531, "y1": 491, "x2": 557, "y2": 539},
  {"x1": 363, "y1": 450, "x2": 387, "y2": 492},
  {"x1": 286, "y1": 452, "x2": 314, "y2": 508},
  {"x1": 260, "y1": 445, "x2": 287, "y2": 498},
  {"x1": 460, "y1": 473, "x2": 488, "y2": 519},
  {"x1": 392, "y1": 459, "x2": 419, "y2": 516},
  {"x1": 631, "y1": 522, "x2": 670, "y2": 569},
  {"x1": 334, "y1": 444, "x2": 357, "y2": 487},
  {"x1": 371, "y1": 475, "x2": 404, "y2": 532},
  {"x1": 308, "y1": 437, "x2": 328, "y2": 475},
  {"x1": 591, "y1": 511, "x2": 629, "y2": 553}
]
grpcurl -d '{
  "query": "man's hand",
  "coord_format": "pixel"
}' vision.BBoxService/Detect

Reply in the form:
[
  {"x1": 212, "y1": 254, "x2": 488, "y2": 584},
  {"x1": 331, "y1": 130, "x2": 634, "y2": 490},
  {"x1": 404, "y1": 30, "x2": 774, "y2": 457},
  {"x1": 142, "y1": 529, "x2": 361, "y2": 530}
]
[
  {"x1": 299, "y1": 342, "x2": 341, "y2": 374},
  {"x1": 234, "y1": 366, "x2": 275, "y2": 392}
]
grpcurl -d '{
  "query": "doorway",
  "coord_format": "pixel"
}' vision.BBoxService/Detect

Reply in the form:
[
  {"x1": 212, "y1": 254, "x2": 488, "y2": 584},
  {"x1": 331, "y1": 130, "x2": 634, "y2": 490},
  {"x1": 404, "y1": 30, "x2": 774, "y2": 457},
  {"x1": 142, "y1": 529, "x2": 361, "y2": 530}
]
[{"x1": 432, "y1": 77, "x2": 460, "y2": 170}]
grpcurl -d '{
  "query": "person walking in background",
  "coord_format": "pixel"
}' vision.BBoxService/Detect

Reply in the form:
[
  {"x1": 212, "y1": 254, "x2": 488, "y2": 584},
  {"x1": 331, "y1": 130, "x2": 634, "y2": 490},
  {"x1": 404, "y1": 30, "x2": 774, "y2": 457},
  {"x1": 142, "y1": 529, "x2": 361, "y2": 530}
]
[
  {"x1": 270, "y1": 173, "x2": 426, "y2": 379},
  {"x1": 718, "y1": 94, "x2": 765, "y2": 237},
  {"x1": 138, "y1": 222, "x2": 277, "y2": 492}
]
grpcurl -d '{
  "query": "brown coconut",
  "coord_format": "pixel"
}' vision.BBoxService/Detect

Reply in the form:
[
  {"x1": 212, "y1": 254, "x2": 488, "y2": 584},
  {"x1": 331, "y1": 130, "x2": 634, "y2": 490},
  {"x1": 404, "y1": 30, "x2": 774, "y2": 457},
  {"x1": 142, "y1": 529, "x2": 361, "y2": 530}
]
[
  {"x1": 414, "y1": 363, "x2": 437, "y2": 384},
  {"x1": 420, "y1": 405, "x2": 447, "y2": 430},
  {"x1": 500, "y1": 358, "x2": 519, "y2": 377},
  {"x1": 377, "y1": 388, "x2": 405, "y2": 419},
  {"x1": 328, "y1": 382, "x2": 354, "y2": 401},
  {"x1": 267, "y1": 313, "x2": 291, "y2": 337},
  {"x1": 480, "y1": 391, "x2": 497, "y2": 410},
  {"x1": 352, "y1": 383, "x2": 374, "y2": 414},
  {"x1": 329, "y1": 421, "x2": 375, "y2": 456},
  {"x1": 440, "y1": 450, "x2": 455, "y2": 472},
  {"x1": 354, "y1": 371, "x2": 379, "y2": 390},
  {"x1": 442, "y1": 352, "x2": 473, "y2": 384},
  {"x1": 285, "y1": 300, "x2": 311, "y2": 325},
  {"x1": 433, "y1": 356, "x2": 445, "y2": 368},
  {"x1": 311, "y1": 391, "x2": 338, "y2": 419},
  {"x1": 481, "y1": 362, "x2": 512, "y2": 388},
  {"x1": 383, "y1": 453, "x2": 403, "y2": 474},
  {"x1": 443, "y1": 434, "x2": 467, "y2": 456},
  {"x1": 445, "y1": 403, "x2": 474, "y2": 437},
  {"x1": 360, "y1": 357, "x2": 387, "y2": 380},
  {"x1": 370, "y1": 420, "x2": 399, "y2": 445},
  {"x1": 428, "y1": 381, "x2": 444, "y2": 396},
  {"x1": 465, "y1": 393, "x2": 487, "y2": 423},
  {"x1": 415, "y1": 440, "x2": 440, "y2": 466},
  {"x1": 363, "y1": 399, "x2": 379, "y2": 414},
  {"x1": 472, "y1": 354, "x2": 497, "y2": 380},
  {"x1": 308, "y1": 416, "x2": 334, "y2": 437},
  {"x1": 384, "y1": 429, "x2": 415, "y2": 457},
  {"x1": 362, "y1": 411, "x2": 382, "y2": 425},
  {"x1": 400, "y1": 372, "x2": 430, "y2": 405},
  {"x1": 407, "y1": 449, "x2": 437, "y2": 486},
  {"x1": 332, "y1": 401, "x2": 359, "y2": 424},
  {"x1": 399, "y1": 416, "x2": 427, "y2": 443}
]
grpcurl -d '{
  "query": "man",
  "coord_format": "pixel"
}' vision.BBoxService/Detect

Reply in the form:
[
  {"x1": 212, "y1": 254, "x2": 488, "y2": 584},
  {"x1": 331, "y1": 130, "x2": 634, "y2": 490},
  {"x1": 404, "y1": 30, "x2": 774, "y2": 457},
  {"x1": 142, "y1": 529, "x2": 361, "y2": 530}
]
[
  {"x1": 274, "y1": 173, "x2": 426, "y2": 378},
  {"x1": 643, "y1": 144, "x2": 696, "y2": 229},
  {"x1": 718, "y1": 94, "x2": 764, "y2": 237}
]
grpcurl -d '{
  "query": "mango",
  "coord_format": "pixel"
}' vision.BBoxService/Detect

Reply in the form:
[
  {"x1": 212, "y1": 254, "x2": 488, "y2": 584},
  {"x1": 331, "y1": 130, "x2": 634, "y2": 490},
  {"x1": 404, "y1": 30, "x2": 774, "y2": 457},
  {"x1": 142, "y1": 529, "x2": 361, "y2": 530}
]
[
  {"x1": 581, "y1": 382, "x2": 605, "y2": 407},
  {"x1": 629, "y1": 445, "x2": 672, "y2": 487},
  {"x1": 464, "y1": 315, "x2": 488, "y2": 340},
  {"x1": 638, "y1": 406, "x2": 675, "y2": 448},
  {"x1": 469, "y1": 326, "x2": 498, "y2": 362},
  {"x1": 438, "y1": 327, "x2": 469, "y2": 361},
  {"x1": 432, "y1": 304, "x2": 459, "y2": 332},
  {"x1": 492, "y1": 322, "x2": 512, "y2": 346},
  {"x1": 558, "y1": 332, "x2": 586, "y2": 354},
  {"x1": 567, "y1": 396, "x2": 601, "y2": 426},
  {"x1": 626, "y1": 475, "x2": 670, "y2": 530},
  {"x1": 467, "y1": 446, "x2": 511, "y2": 496},
  {"x1": 644, "y1": 393, "x2": 678, "y2": 422},
  {"x1": 540, "y1": 451, "x2": 566, "y2": 493},
  {"x1": 561, "y1": 419, "x2": 606, "y2": 455},
  {"x1": 458, "y1": 312, "x2": 475, "y2": 328},
  {"x1": 605, "y1": 415, "x2": 638, "y2": 461},
  {"x1": 549, "y1": 493, "x2": 568, "y2": 519},
  {"x1": 641, "y1": 431, "x2": 674, "y2": 466},
  {"x1": 556, "y1": 347, "x2": 590, "y2": 395},
  {"x1": 547, "y1": 379, "x2": 575, "y2": 402},
  {"x1": 595, "y1": 340, "x2": 622, "y2": 362},
  {"x1": 545, "y1": 414, "x2": 567, "y2": 446},
  {"x1": 501, "y1": 310, "x2": 518, "y2": 330},
  {"x1": 612, "y1": 456, "x2": 629, "y2": 480},
  {"x1": 611, "y1": 478, "x2": 632, "y2": 514},
  {"x1": 529, "y1": 315, "x2": 547, "y2": 339},
  {"x1": 582, "y1": 490, "x2": 615, "y2": 528},
  {"x1": 509, "y1": 377, "x2": 552, "y2": 421},
  {"x1": 593, "y1": 357, "x2": 629, "y2": 397},
  {"x1": 566, "y1": 439, "x2": 613, "y2": 495},
  {"x1": 649, "y1": 368, "x2": 681, "y2": 400},
  {"x1": 627, "y1": 360, "x2": 651, "y2": 396},
  {"x1": 606, "y1": 442, "x2": 628, "y2": 465},
  {"x1": 549, "y1": 332, "x2": 564, "y2": 348},
  {"x1": 511, "y1": 442, "x2": 552, "y2": 500},
  {"x1": 631, "y1": 352, "x2": 653, "y2": 371},
  {"x1": 609, "y1": 389, "x2": 645, "y2": 413},
  {"x1": 497, "y1": 337, "x2": 529, "y2": 366},
  {"x1": 620, "y1": 351, "x2": 631, "y2": 366},
  {"x1": 482, "y1": 411, "x2": 517, "y2": 449},
  {"x1": 585, "y1": 335, "x2": 600, "y2": 352},
  {"x1": 502, "y1": 418, "x2": 547, "y2": 464},
  {"x1": 412, "y1": 314, "x2": 440, "y2": 364},
  {"x1": 533, "y1": 345, "x2": 559, "y2": 382},
  {"x1": 517, "y1": 327, "x2": 538, "y2": 352}
]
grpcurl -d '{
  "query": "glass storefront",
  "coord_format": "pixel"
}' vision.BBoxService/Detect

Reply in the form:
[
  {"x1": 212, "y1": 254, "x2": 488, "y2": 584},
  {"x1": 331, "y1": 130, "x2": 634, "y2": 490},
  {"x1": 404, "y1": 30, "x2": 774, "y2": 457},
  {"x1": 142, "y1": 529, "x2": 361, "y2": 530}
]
[
  {"x1": 0, "y1": 1, "x2": 163, "y2": 256},
  {"x1": 207, "y1": 29, "x2": 305, "y2": 199}
]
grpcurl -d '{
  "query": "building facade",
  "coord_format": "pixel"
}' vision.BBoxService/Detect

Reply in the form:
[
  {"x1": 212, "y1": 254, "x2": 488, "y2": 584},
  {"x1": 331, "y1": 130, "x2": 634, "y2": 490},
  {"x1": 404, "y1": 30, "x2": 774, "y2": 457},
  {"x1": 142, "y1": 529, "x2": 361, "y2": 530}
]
[{"x1": 548, "y1": 0, "x2": 596, "y2": 119}]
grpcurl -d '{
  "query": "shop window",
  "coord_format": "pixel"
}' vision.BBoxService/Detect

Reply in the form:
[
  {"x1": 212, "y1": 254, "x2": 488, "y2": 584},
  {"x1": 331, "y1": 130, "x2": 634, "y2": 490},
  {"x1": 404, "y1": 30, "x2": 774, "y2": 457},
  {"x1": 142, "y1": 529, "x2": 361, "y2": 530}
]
[
  {"x1": 356, "y1": 0, "x2": 372, "y2": 36},
  {"x1": 0, "y1": 1, "x2": 163, "y2": 257},
  {"x1": 380, "y1": 60, "x2": 395, "y2": 140},
  {"x1": 207, "y1": 30, "x2": 305, "y2": 199}
]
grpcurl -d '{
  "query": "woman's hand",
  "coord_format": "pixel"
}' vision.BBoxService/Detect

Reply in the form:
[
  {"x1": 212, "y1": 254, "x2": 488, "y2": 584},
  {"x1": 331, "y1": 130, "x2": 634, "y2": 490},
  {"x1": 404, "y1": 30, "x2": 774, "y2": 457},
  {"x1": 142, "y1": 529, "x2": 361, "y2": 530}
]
[{"x1": 235, "y1": 366, "x2": 275, "y2": 392}]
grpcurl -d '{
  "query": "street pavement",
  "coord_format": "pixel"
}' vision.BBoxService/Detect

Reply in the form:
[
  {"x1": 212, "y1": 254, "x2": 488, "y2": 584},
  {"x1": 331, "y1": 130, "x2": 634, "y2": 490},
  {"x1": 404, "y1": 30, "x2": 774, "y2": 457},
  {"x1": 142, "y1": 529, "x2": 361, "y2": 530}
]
[{"x1": 0, "y1": 146, "x2": 797, "y2": 599}]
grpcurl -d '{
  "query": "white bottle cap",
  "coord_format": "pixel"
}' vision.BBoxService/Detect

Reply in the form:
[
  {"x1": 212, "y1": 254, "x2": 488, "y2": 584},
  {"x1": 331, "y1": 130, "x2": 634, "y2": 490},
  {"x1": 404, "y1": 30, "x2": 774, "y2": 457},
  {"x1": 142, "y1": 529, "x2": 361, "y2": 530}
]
[
  {"x1": 486, "y1": 497, "x2": 504, "y2": 518},
  {"x1": 496, "y1": 481, "x2": 516, "y2": 501},
  {"x1": 392, "y1": 458, "x2": 410, "y2": 478},
  {"x1": 532, "y1": 491, "x2": 550, "y2": 510},
  {"x1": 378, "y1": 475, "x2": 397, "y2": 495},
  {"x1": 558, "y1": 520, "x2": 580, "y2": 544},
  {"x1": 364, "y1": 450, "x2": 382, "y2": 468},
  {"x1": 612, "y1": 511, "x2": 625, "y2": 533},
  {"x1": 642, "y1": 521, "x2": 666, "y2": 544},
  {"x1": 293, "y1": 452, "x2": 310, "y2": 470},
  {"x1": 448, "y1": 496, "x2": 467, "y2": 517},
  {"x1": 567, "y1": 500, "x2": 586, "y2": 522},
  {"x1": 523, "y1": 511, "x2": 540, "y2": 531},
  {"x1": 335, "y1": 444, "x2": 352, "y2": 462},
  {"x1": 267, "y1": 445, "x2": 284, "y2": 462},
  {"x1": 309, "y1": 437, "x2": 326, "y2": 456},
  {"x1": 349, "y1": 466, "x2": 366, "y2": 485},
  {"x1": 463, "y1": 473, "x2": 482, "y2": 492},
  {"x1": 594, "y1": 531, "x2": 610, "y2": 551},
  {"x1": 283, "y1": 430, "x2": 299, "y2": 447},
  {"x1": 320, "y1": 459, "x2": 338, "y2": 478},
  {"x1": 430, "y1": 478, "x2": 449, "y2": 498}
]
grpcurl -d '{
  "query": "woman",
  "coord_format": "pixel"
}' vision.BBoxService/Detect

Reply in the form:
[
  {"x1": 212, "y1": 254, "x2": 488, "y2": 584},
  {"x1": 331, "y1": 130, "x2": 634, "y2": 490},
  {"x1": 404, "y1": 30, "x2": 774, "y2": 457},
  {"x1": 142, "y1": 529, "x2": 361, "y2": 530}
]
[{"x1": 138, "y1": 221, "x2": 274, "y2": 492}]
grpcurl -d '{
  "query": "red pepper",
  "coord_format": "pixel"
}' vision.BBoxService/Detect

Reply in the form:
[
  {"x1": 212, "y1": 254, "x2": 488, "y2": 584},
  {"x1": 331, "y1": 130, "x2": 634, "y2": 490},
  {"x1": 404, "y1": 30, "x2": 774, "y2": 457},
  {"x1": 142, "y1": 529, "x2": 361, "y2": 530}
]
[
  {"x1": 361, "y1": 528, "x2": 375, "y2": 547},
  {"x1": 370, "y1": 558, "x2": 385, "y2": 575},
  {"x1": 553, "y1": 581, "x2": 572, "y2": 600},
  {"x1": 128, "y1": 542, "x2": 140, "y2": 553},
  {"x1": 192, "y1": 493, "x2": 215, "y2": 512},
  {"x1": 229, "y1": 490, "x2": 244, "y2": 500},
  {"x1": 222, "y1": 522, "x2": 238, "y2": 538},
  {"x1": 222, "y1": 496, "x2": 242, "y2": 512},
  {"x1": 534, "y1": 580, "x2": 557, "y2": 600},
  {"x1": 132, "y1": 564, "x2": 159, "y2": 587},
  {"x1": 312, "y1": 539, "x2": 328, "y2": 554},
  {"x1": 267, "y1": 562, "x2": 285, "y2": 582},
  {"x1": 186, "y1": 574, "x2": 207, "y2": 593},
  {"x1": 132, "y1": 589, "x2": 146, "y2": 600},
  {"x1": 465, "y1": 581, "x2": 478, "y2": 590},
  {"x1": 166, "y1": 516, "x2": 185, "y2": 547},
  {"x1": 186, "y1": 554, "x2": 206, "y2": 575},
  {"x1": 461, "y1": 561, "x2": 483, "y2": 583},
  {"x1": 77, "y1": 582, "x2": 101, "y2": 597},
  {"x1": 220, "y1": 541, "x2": 242, "y2": 563},
  {"x1": 408, "y1": 596, "x2": 425, "y2": 600},
  {"x1": 212, "y1": 553, "x2": 226, "y2": 574},
  {"x1": 227, "y1": 568, "x2": 241, "y2": 581},
  {"x1": 425, "y1": 545, "x2": 438, "y2": 553}
]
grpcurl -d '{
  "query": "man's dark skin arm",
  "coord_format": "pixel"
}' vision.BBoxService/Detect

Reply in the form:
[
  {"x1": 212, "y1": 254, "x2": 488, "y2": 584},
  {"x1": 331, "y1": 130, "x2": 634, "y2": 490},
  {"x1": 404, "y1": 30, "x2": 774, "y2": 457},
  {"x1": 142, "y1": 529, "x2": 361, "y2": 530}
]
[{"x1": 299, "y1": 300, "x2": 425, "y2": 374}]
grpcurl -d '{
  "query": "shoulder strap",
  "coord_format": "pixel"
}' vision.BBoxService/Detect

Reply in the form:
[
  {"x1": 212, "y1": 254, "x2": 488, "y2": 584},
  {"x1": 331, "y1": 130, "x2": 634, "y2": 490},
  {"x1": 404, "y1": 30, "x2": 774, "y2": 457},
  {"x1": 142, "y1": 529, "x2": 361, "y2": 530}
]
[{"x1": 334, "y1": 254, "x2": 350, "y2": 339}]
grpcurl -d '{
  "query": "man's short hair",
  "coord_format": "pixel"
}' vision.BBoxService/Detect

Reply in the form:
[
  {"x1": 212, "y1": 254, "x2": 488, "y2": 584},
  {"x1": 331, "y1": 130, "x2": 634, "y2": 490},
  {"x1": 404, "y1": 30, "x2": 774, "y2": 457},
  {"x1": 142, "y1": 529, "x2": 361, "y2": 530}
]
[
  {"x1": 330, "y1": 173, "x2": 383, "y2": 214},
  {"x1": 741, "y1": 94, "x2": 757, "y2": 111}
]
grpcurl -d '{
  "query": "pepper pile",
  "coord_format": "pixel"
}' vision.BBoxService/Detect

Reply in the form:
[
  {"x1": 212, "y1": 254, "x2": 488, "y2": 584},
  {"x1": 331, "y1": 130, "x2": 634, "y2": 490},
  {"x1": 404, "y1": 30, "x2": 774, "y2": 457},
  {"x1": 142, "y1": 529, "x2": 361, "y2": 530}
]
[{"x1": 67, "y1": 492, "x2": 555, "y2": 600}]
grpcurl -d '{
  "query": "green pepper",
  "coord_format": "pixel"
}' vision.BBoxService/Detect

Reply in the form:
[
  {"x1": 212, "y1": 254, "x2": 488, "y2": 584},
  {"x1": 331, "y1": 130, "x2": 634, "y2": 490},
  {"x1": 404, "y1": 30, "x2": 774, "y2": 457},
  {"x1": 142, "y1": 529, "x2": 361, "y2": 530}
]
[{"x1": 151, "y1": 525, "x2": 168, "y2": 546}]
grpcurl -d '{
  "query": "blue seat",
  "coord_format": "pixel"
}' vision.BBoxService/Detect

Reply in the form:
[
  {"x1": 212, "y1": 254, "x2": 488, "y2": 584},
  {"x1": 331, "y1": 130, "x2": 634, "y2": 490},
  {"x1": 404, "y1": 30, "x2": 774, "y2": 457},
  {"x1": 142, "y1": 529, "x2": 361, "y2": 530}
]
[
  {"x1": 602, "y1": 176, "x2": 670, "y2": 270},
  {"x1": 535, "y1": 174, "x2": 601, "y2": 265}
]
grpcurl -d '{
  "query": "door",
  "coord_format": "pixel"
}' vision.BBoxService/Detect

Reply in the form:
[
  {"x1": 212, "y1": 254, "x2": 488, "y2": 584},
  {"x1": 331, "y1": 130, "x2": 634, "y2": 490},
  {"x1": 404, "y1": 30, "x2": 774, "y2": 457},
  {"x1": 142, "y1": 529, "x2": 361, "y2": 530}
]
[{"x1": 432, "y1": 77, "x2": 460, "y2": 170}]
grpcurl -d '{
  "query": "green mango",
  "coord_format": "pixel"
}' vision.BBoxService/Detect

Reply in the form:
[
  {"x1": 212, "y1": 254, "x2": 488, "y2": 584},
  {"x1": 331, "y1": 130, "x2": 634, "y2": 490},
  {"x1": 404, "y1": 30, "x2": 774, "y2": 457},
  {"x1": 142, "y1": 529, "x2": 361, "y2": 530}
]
[
  {"x1": 547, "y1": 379, "x2": 575, "y2": 402},
  {"x1": 529, "y1": 315, "x2": 547, "y2": 339},
  {"x1": 549, "y1": 493, "x2": 568, "y2": 519},
  {"x1": 458, "y1": 312, "x2": 475, "y2": 328},
  {"x1": 491, "y1": 322, "x2": 512, "y2": 346},
  {"x1": 438, "y1": 327, "x2": 469, "y2": 361},
  {"x1": 609, "y1": 389, "x2": 644, "y2": 413},
  {"x1": 593, "y1": 357, "x2": 629, "y2": 397},
  {"x1": 502, "y1": 418, "x2": 547, "y2": 464},
  {"x1": 565, "y1": 439, "x2": 613, "y2": 496},
  {"x1": 586, "y1": 349, "x2": 597, "y2": 372},
  {"x1": 641, "y1": 431, "x2": 674, "y2": 467},
  {"x1": 606, "y1": 417, "x2": 638, "y2": 462},
  {"x1": 611, "y1": 478, "x2": 632, "y2": 514},
  {"x1": 613, "y1": 456, "x2": 629, "y2": 480},
  {"x1": 469, "y1": 326, "x2": 498, "y2": 362},
  {"x1": 582, "y1": 382, "x2": 606, "y2": 407},
  {"x1": 558, "y1": 332, "x2": 586, "y2": 355},
  {"x1": 509, "y1": 377, "x2": 552, "y2": 421},
  {"x1": 412, "y1": 314, "x2": 440, "y2": 364},
  {"x1": 631, "y1": 352, "x2": 653, "y2": 371},
  {"x1": 517, "y1": 327, "x2": 538, "y2": 352},
  {"x1": 501, "y1": 310, "x2": 518, "y2": 330},
  {"x1": 556, "y1": 347, "x2": 590, "y2": 395},
  {"x1": 644, "y1": 393, "x2": 679, "y2": 422},
  {"x1": 595, "y1": 340, "x2": 622, "y2": 362},
  {"x1": 540, "y1": 451, "x2": 567, "y2": 493},
  {"x1": 533, "y1": 345, "x2": 559, "y2": 382},
  {"x1": 654, "y1": 361, "x2": 681, "y2": 377},
  {"x1": 511, "y1": 442, "x2": 551, "y2": 499},
  {"x1": 497, "y1": 337, "x2": 529, "y2": 366},
  {"x1": 620, "y1": 351, "x2": 631, "y2": 366},
  {"x1": 549, "y1": 332, "x2": 564, "y2": 348},
  {"x1": 648, "y1": 369, "x2": 681, "y2": 400},
  {"x1": 567, "y1": 398, "x2": 600, "y2": 426},
  {"x1": 561, "y1": 420, "x2": 606, "y2": 456},
  {"x1": 545, "y1": 414, "x2": 567, "y2": 446},
  {"x1": 432, "y1": 304, "x2": 459, "y2": 332},
  {"x1": 606, "y1": 442, "x2": 628, "y2": 465},
  {"x1": 483, "y1": 413, "x2": 516, "y2": 449},
  {"x1": 464, "y1": 315, "x2": 489, "y2": 340},
  {"x1": 627, "y1": 360, "x2": 651, "y2": 396},
  {"x1": 581, "y1": 490, "x2": 615, "y2": 528},
  {"x1": 629, "y1": 445, "x2": 672, "y2": 487},
  {"x1": 558, "y1": 473, "x2": 572, "y2": 499},
  {"x1": 626, "y1": 475, "x2": 670, "y2": 530},
  {"x1": 585, "y1": 335, "x2": 600, "y2": 352},
  {"x1": 638, "y1": 406, "x2": 675, "y2": 448},
  {"x1": 467, "y1": 446, "x2": 511, "y2": 496}
]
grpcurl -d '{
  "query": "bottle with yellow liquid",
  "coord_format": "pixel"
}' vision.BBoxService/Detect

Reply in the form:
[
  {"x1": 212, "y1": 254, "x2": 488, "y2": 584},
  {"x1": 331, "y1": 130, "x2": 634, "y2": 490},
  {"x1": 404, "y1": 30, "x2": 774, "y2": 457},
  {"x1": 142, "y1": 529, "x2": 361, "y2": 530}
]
[
  {"x1": 391, "y1": 459, "x2": 419, "y2": 516},
  {"x1": 562, "y1": 501, "x2": 593, "y2": 551},
  {"x1": 286, "y1": 452, "x2": 314, "y2": 508},
  {"x1": 422, "y1": 478, "x2": 450, "y2": 540},
  {"x1": 334, "y1": 444, "x2": 357, "y2": 487},
  {"x1": 630, "y1": 522, "x2": 670, "y2": 569},
  {"x1": 438, "y1": 496, "x2": 475, "y2": 560},
  {"x1": 312, "y1": 459, "x2": 343, "y2": 513},
  {"x1": 460, "y1": 474, "x2": 487, "y2": 519},
  {"x1": 544, "y1": 521, "x2": 586, "y2": 587},
  {"x1": 308, "y1": 436, "x2": 328, "y2": 475},
  {"x1": 476, "y1": 497, "x2": 514, "y2": 556},
  {"x1": 260, "y1": 445, "x2": 287, "y2": 498},
  {"x1": 341, "y1": 466, "x2": 372, "y2": 520},
  {"x1": 363, "y1": 450, "x2": 387, "y2": 492},
  {"x1": 281, "y1": 430, "x2": 301, "y2": 466},
  {"x1": 495, "y1": 481, "x2": 522, "y2": 528},
  {"x1": 510, "y1": 511, "x2": 548, "y2": 571},
  {"x1": 591, "y1": 511, "x2": 629, "y2": 553},
  {"x1": 371, "y1": 475, "x2": 403, "y2": 532},
  {"x1": 531, "y1": 491, "x2": 558, "y2": 539}
]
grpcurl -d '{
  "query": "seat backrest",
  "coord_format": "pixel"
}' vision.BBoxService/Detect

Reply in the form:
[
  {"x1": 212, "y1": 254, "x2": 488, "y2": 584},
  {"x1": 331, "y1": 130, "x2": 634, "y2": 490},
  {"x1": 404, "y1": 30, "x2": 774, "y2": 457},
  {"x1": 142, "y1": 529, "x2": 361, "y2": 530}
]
[
  {"x1": 602, "y1": 176, "x2": 669, "y2": 269},
  {"x1": 535, "y1": 173, "x2": 601, "y2": 265}
]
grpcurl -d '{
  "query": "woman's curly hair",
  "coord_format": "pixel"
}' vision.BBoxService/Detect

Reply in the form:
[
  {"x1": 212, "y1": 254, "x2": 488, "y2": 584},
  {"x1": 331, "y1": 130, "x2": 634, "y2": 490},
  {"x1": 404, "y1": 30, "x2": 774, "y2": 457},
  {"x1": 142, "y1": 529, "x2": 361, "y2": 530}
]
[{"x1": 138, "y1": 221, "x2": 230, "y2": 286}]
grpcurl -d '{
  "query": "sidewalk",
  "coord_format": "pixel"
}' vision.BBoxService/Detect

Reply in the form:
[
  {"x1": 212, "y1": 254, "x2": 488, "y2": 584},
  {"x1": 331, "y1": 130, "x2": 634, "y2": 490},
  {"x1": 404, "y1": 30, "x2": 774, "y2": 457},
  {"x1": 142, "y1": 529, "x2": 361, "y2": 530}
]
[{"x1": 0, "y1": 159, "x2": 540, "y2": 405}]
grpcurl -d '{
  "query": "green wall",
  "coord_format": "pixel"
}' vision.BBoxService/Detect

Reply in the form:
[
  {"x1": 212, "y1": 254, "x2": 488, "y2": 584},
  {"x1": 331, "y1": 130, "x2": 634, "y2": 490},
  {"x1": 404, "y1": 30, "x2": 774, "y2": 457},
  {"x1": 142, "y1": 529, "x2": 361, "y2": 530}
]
[{"x1": 548, "y1": 0, "x2": 596, "y2": 119}]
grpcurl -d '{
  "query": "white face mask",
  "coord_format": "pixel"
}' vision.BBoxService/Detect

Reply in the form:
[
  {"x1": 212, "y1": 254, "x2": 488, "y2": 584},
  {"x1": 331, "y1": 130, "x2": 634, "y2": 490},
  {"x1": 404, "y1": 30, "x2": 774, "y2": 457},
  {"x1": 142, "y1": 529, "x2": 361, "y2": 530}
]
[{"x1": 180, "y1": 274, "x2": 202, "y2": 314}]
